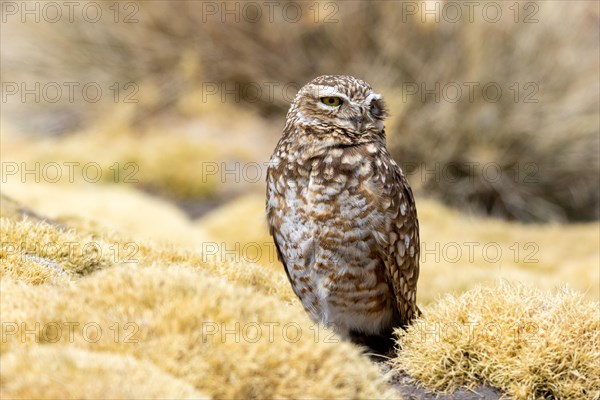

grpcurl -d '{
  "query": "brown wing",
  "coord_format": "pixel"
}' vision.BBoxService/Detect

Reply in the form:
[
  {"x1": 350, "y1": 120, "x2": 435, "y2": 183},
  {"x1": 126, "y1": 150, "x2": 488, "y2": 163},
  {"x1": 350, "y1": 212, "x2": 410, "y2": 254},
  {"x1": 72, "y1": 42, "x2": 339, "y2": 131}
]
[
  {"x1": 265, "y1": 159, "x2": 297, "y2": 294},
  {"x1": 372, "y1": 156, "x2": 421, "y2": 327},
  {"x1": 386, "y1": 170, "x2": 421, "y2": 326}
]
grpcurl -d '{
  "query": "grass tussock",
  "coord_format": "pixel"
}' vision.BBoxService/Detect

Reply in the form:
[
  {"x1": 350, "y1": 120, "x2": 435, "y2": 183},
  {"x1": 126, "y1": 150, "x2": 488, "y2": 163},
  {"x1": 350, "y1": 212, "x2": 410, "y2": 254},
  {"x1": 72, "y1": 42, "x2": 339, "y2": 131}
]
[
  {"x1": 1, "y1": 193, "x2": 598, "y2": 398},
  {"x1": 0, "y1": 217, "x2": 112, "y2": 283},
  {"x1": 0, "y1": 194, "x2": 296, "y2": 301},
  {"x1": 198, "y1": 193, "x2": 276, "y2": 268},
  {"x1": 0, "y1": 266, "x2": 395, "y2": 399},
  {"x1": 1, "y1": 346, "x2": 208, "y2": 399},
  {"x1": 393, "y1": 283, "x2": 600, "y2": 400}
]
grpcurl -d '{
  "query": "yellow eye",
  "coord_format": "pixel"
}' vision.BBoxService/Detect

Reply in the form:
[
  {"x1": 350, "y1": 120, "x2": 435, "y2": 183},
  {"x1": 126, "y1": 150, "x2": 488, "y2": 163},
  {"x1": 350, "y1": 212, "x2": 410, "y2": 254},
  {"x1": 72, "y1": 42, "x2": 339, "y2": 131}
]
[{"x1": 320, "y1": 97, "x2": 342, "y2": 106}]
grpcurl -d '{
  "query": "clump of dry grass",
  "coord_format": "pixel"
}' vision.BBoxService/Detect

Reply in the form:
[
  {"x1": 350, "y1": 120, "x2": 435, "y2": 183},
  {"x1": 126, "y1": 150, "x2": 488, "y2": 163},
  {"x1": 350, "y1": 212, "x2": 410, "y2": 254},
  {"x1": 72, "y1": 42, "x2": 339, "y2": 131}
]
[
  {"x1": 1, "y1": 266, "x2": 396, "y2": 399},
  {"x1": 1, "y1": 196, "x2": 394, "y2": 398},
  {"x1": 2, "y1": 189, "x2": 598, "y2": 398},
  {"x1": 392, "y1": 283, "x2": 600, "y2": 399},
  {"x1": 0, "y1": 217, "x2": 113, "y2": 283},
  {"x1": 0, "y1": 194, "x2": 295, "y2": 302},
  {"x1": 1, "y1": 346, "x2": 208, "y2": 399},
  {"x1": 199, "y1": 193, "x2": 276, "y2": 268}
]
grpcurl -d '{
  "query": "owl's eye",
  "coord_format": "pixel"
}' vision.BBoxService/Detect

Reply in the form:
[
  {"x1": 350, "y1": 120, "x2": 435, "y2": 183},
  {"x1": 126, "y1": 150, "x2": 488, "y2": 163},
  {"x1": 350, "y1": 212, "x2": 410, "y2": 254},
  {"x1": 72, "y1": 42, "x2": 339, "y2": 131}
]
[{"x1": 320, "y1": 97, "x2": 342, "y2": 107}]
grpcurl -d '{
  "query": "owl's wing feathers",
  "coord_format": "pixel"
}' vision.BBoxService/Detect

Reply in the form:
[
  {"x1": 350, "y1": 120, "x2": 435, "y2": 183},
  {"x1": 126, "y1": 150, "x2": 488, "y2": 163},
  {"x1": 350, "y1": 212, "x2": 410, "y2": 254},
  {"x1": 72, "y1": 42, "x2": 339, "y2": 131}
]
[
  {"x1": 266, "y1": 163, "x2": 302, "y2": 298},
  {"x1": 371, "y1": 158, "x2": 421, "y2": 327}
]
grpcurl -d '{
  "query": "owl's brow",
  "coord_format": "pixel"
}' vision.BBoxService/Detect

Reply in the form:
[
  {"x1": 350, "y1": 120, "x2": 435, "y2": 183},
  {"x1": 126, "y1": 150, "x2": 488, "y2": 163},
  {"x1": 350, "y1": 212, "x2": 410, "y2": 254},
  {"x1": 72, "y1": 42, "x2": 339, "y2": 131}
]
[
  {"x1": 365, "y1": 93, "x2": 383, "y2": 103},
  {"x1": 310, "y1": 85, "x2": 350, "y2": 101}
]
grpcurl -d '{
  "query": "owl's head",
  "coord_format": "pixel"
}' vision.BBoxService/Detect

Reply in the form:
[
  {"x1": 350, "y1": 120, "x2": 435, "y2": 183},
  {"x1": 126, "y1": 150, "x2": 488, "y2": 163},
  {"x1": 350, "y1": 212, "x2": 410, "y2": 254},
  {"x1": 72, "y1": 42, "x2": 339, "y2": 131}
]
[{"x1": 288, "y1": 75, "x2": 388, "y2": 141}]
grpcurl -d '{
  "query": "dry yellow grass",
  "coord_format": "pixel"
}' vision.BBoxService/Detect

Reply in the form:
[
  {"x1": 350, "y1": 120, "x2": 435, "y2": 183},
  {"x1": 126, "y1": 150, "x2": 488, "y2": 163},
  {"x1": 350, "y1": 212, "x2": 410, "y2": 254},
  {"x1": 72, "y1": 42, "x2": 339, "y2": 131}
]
[
  {"x1": 0, "y1": 217, "x2": 112, "y2": 283},
  {"x1": 1, "y1": 346, "x2": 208, "y2": 399},
  {"x1": 1, "y1": 177, "x2": 597, "y2": 399},
  {"x1": 1, "y1": 195, "x2": 395, "y2": 398},
  {"x1": 1, "y1": 266, "x2": 395, "y2": 399},
  {"x1": 0, "y1": 194, "x2": 294, "y2": 303},
  {"x1": 1, "y1": 181, "x2": 215, "y2": 247},
  {"x1": 199, "y1": 193, "x2": 276, "y2": 268},
  {"x1": 393, "y1": 283, "x2": 600, "y2": 399},
  {"x1": 0, "y1": 128, "x2": 221, "y2": 200}
]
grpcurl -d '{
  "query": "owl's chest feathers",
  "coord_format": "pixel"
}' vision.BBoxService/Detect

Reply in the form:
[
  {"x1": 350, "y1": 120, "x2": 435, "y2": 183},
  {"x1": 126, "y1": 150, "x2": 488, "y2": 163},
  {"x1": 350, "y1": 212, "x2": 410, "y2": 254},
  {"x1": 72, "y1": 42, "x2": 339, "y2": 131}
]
[
  {"x1": 279, "y1": 143, "x2": 380, "y2": 210},
  {"x1": 269, "y1": 140, "x2": 399, "y2": 333},
  {"x1": 274, "y1": 141, "x2": 390, "y2": 264}
]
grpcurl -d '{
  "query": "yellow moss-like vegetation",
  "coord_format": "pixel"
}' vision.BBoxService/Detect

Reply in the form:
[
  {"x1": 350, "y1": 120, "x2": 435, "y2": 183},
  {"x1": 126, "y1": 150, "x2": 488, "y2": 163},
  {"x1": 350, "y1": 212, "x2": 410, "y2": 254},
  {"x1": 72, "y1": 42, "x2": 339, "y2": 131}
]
[
  {"x1": 0, "y1": 217, "x2": 112, "y2": 282},
  {"x1": 1, "y1": 195, "x2": 394, "y2": 397},
  {"x1": 1, "y1": 346, "x2": 208, "y2": 399},
  {"x1": 2, "y1": 191, "x2": 598, "y2": 399},
  {"x1": 0, "y1": 194, "x2": 294, "y2": 302},
  {"x1": 393, "y1": 283, "x2": 600, "y2": 399},
  {"x1": 0, "y1": 267, "x2": 395, "y2": 399},
  {"x1": 199, "y1": 193, "x2": 277, "y2": 268}
]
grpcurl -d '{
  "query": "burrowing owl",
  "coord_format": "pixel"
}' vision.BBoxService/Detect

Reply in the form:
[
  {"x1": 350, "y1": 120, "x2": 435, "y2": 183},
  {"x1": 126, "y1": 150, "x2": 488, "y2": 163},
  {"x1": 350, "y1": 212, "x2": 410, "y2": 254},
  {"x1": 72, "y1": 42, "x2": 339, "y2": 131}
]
[{"x1": 266, "y1": 75, "x2": 420, "y2": 353}]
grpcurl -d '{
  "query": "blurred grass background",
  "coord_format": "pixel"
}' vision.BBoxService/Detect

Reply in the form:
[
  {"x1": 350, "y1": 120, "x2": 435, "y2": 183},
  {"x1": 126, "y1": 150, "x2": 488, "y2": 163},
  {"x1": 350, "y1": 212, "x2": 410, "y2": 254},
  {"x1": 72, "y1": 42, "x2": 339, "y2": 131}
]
[{"x1": 2, "y1": 0, "x2": 599, "y2": 222}]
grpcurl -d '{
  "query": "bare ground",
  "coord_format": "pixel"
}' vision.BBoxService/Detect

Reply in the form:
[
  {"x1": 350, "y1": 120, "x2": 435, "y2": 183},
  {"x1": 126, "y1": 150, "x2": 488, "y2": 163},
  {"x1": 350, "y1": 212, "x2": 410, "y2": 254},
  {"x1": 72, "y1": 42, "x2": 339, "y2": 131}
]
[{"x1": 377, "y1": 362, "x2": 502, "y2": 400}]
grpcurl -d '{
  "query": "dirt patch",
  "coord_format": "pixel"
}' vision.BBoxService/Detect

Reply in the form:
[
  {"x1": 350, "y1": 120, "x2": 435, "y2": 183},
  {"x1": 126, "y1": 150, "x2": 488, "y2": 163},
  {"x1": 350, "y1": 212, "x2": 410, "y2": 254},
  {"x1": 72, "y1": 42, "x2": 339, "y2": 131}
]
[{"x1": 378, "y1": 362, "x2": 502, "y2": 400}]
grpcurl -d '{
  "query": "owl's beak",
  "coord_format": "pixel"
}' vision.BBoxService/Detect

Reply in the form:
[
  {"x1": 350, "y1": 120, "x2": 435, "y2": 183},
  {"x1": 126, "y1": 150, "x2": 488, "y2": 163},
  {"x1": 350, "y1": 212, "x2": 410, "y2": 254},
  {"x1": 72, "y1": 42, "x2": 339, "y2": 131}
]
[
  {"x1": 355, "y1": 93, "x2": 386, "y2": 131},
  {"x1": 350, "y1": 108, "x2": 368, "y2": 130}
]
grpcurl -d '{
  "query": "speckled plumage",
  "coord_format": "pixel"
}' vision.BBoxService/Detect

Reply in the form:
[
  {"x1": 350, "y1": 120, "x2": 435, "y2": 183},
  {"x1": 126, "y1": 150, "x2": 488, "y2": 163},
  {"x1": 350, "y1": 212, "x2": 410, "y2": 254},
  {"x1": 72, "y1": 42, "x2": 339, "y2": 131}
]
[{"x1": 266, "y1": 75, "x2": 420, "y2": 352}]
